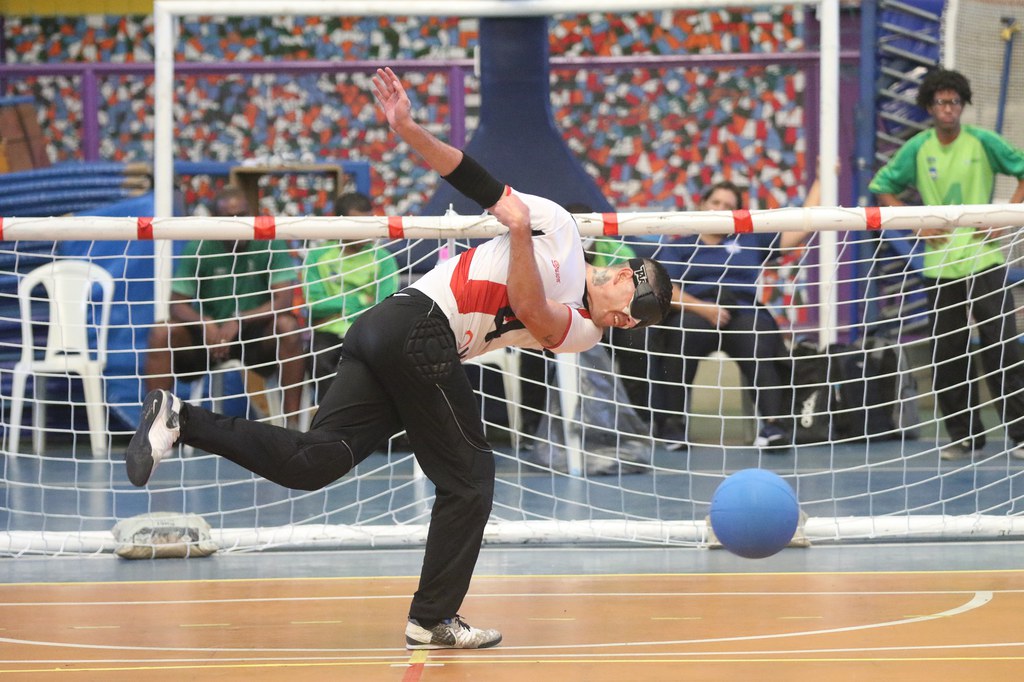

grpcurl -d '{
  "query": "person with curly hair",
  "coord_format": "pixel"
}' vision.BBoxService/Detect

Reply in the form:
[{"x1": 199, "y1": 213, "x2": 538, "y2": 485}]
[{"x1": 870, "y1": 68, "x2": 1024, "y2": 461}]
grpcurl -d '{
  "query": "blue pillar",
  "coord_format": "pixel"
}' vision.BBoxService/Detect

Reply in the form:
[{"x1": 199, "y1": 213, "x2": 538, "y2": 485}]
[{"x1": 424, "y1": 16, "x2": 611, "y2": 216}]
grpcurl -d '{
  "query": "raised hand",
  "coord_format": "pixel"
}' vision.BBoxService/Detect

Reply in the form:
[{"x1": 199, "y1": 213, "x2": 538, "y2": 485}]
[{"x1": 371, "y1": 66, "x2": 412, "y2": 131}]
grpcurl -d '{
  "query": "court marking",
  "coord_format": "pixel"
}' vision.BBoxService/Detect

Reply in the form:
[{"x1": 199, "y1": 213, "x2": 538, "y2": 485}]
[
  {"x1": 4, "y1": 564, "x2": 1022, "y2": 589},
  {"x1": 2, "y1": 587, "x2": 1020, "y2": 609},
  {"x1": 0, "y1": 589, "x2": 997, "y2": 656}
]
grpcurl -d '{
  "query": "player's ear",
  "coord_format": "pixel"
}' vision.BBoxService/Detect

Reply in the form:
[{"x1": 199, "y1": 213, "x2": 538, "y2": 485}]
[{"x1": 616, "y1": 264, "x2": 634, "y2": 284}]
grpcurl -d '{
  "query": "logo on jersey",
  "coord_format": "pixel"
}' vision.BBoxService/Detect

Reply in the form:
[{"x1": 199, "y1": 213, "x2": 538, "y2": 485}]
[{"x1": 551, "y1": 259, "x2": 561, "y2": 283}]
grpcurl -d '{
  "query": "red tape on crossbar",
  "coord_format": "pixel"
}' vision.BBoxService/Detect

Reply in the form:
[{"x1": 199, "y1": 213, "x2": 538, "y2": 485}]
[
  {"x1": 254, "y1": 215, "x2": 276, "y2": 239},
  {"x1": 865, "y1": 206, "x2": 882, "y2": 230},
  {"x1": 732, "y1": 209, "x2": 753, "y2": 233},
  {"x1": 388, "y1": 216, "x2": 405, "y2": 239},
  {"x1": 601, "y1": 213, "x2": 619, "y2": 236},
  {"x1": 136, "y1": 217, "x2": 154, "y2": 240}
]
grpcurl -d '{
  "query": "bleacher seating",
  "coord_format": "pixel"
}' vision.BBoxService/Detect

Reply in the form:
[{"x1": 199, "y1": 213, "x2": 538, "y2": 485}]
[
  {"x1": 0, "y1": 162, "x2": 153, "y2": 440},
  {"x1": 0, "y1": 161, "x2": 151, "y2": 217}
]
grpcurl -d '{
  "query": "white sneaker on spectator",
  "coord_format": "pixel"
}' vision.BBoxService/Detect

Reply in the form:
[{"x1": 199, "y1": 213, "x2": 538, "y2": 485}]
[
  {"x1": 655, "y1": 418, "x2": 688, "y2": 452},
  {"x1": 1011, "y1": 442, "x2": 1024, "y2": 461},
  {"x1": 939, "y1": 440, "x2": 981, "y2": 462},
  {"x1": 125, "y1": 389, "x2": 181, "y2": 486},
  {"x1": 754, "y1": 421, "x2": 792, "y2": 451}
]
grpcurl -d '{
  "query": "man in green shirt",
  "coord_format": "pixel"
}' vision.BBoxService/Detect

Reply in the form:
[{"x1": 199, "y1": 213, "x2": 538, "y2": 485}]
[
  {"x1": 145, "y1": 186, "x2": 306, "y2": 424},
  {"x1": 303, "y1": 191, "x2": 400, "y2": 399},
  {"x1": 869, "y1": 68, "x2": 1024, "y2": 461}
]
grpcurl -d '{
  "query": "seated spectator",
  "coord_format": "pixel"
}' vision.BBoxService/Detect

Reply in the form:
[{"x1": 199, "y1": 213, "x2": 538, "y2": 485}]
[
  {"x1": 145, "y1": 186, "x2": 305, "y2": 425},
  {"x1": 647, "y1": 180, "x2": 813, "y2": 451},
  {"x1": 304, "y1": 191, "x2": 401, "y2": 399}
]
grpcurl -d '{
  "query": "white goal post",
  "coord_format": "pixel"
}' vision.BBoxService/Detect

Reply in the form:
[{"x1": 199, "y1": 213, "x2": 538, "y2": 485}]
[
  {"x1": 152, "y1": 0, "x2": 843, "y2": 342},
  {"x1": 5, "y1": 204, "x2": 1024, "y2": 555},
  {"x1": 5, "y1": 204, "x2": 1024, "y2": 241},
  {"x1": 10, "y1": 3, "x2": 1024, "y2": 557}
]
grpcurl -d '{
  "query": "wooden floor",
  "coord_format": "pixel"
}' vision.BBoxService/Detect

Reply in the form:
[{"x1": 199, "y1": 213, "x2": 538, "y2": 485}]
[{"x1": 2, "y1": 563, "x2": 1023, "y2": 680}]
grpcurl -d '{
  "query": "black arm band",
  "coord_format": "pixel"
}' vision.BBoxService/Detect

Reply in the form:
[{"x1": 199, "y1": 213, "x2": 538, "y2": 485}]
[{"x1": 442, "y1": 152, "x2": 506, "y2": 209}]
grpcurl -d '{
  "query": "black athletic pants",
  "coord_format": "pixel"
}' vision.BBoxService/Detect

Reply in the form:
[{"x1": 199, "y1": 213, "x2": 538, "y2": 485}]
[
  {"x1": 925, "y1": 265, "x2": 1024, "y2": 448},
  {"x1": 649, "y1": 306, "x2": 790, "y2": 427},
  {"x1": 178, "y1": 290, "x2": 495, "y2": 622}
]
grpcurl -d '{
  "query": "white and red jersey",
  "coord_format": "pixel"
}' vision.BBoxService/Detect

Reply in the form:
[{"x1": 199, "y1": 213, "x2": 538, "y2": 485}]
[{"x1": 410, "y1": 190, "x2": 603, "y2": 361}]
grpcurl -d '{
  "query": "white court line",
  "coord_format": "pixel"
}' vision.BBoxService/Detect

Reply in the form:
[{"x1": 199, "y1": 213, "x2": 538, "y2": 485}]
[
  {"x1": 0, "y1": 591, "x2": 995, "y2": 655},
  {"x1": 0, "y1": 588, "x2": 1017, "y2": 608},
  {"x1": 5, "y1": 637, "x2": 1024, "y2": 666}
]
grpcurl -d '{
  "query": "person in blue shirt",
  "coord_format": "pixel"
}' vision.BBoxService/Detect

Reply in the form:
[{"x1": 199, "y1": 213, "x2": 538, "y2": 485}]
[{"x1": 649, "y1": 180, "x2": 811, "y2": 451}]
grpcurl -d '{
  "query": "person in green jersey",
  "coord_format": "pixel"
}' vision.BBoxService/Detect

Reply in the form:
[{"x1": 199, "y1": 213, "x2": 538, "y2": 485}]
[
  {"x1": 145, "y1": 186, "x2": 306, "y2": 425},
  {"x1": 303, "y1": 191, "x2": 400, "y2": 399},
  {"x1": 869, "y1": 68, "x2": 1024, "y2": 461}
]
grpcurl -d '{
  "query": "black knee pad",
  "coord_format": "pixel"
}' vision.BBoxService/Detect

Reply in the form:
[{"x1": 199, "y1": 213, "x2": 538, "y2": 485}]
[{"x1": 404, "y1": 315, "x2": 456, "y2": 381}]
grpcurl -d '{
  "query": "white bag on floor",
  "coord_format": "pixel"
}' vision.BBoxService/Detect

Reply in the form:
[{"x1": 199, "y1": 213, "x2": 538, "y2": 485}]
[
  {"x1": 525, "y1": 346, "x2": 653, "y2": 475},
  {"x1": 112, "y1": 512, "x2": 219, "y2": 559}
]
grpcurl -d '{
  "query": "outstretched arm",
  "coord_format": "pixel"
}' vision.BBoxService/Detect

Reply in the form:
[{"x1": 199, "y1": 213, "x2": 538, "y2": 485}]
[
  {"x1": 373, "y1": 67, "x2": 571, "y2": 346},
  {"x1": 372, "y1": 66, "x2": 462, "y2": 176}
]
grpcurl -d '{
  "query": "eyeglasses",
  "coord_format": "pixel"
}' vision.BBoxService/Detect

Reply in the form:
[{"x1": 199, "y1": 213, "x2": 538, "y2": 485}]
[{"x1": 932, "y1": 98, "x2": 962, "y2": 108}]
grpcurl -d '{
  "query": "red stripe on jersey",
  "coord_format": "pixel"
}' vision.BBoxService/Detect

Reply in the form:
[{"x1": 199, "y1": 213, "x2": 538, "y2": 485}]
[
  {"x1": 449, "y1": 242, "x2": 575, "y2": 348},
  {"x1": 137, "y1": 217, "x2": 154, "y2": 240},
  {"x1": 601, "y1": 212, "x2": 619, "y2": 236},
  {"x1": 450, "y1": 247, "x2": 509, "y2": 314},
  {"x1": 865, "y1": 206, "x2": 882, "y2": 230},
  {"x1": 254, "y1": 215, "x2": 276, "y2": 239},
  {"x1": 0, "y1": 217, "x2": 4, "y2": 240},
  {"x1": 732, "y1": 209, "x2": 753, "y2": 233},
  {"x1": 388, "y1": 216, "x2": 405, "y2": 239},
  {"x1": 543, "y1": 305, "x2": 576, "y2": 350}
]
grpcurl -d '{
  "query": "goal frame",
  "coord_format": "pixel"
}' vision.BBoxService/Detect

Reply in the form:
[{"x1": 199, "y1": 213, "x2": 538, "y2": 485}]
[{"x1": 151, "y1": 0, "x2": 843, "y2": 339}]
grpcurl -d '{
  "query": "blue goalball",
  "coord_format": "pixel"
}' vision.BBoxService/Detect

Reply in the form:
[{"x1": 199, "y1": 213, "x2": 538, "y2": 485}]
[{"x1": 709, "y1": 468, "x2": 800, "y2": 559}]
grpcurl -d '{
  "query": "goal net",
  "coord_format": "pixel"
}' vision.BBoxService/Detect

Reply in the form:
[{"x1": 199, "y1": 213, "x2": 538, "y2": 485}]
[
  {"x1": 3, "y1": 204, "x2": 1024, "y2": 556},
  {"x1": 2, "y1": 1, "x2": 1024, "y2": 555}
]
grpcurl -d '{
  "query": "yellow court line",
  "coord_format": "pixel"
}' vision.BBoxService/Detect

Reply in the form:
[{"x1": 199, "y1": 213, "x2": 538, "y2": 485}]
[
  {"x1": 1, "y1": 655, "x2": 1024, "y2": 675},
  {"x1": 4, "y1": 566, "x2": 1024, "y2": 589},
  {"x1": 71, "y1": 625, "x2": 120, "y2": 630}
]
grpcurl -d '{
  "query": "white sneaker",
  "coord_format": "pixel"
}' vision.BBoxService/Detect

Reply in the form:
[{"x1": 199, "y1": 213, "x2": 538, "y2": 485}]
[
  {"x1": 1012, "y1": 442, "x2": 1024, "y2": 461},
  {"x1": 125, "y1": 389, "x2": 181, "y2": 486},
  {"x1": 405, "y1": 615, "x2": 502, "y2": 650},
  {"x1": 754, "y1": 422, "x2": 793, "y2": 451},
  {"x1": 939, "y1": 441, "x2": 980, "y2": 462}
]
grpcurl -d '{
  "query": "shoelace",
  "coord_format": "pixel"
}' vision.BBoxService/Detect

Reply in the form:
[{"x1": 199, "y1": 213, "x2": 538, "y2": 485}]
[{"x1": 449, "y1": 615, "x2": 471, "y2": 631}]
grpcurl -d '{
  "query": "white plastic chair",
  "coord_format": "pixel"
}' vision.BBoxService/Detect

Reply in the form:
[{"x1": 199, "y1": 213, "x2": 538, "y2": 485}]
[{"x1": 7, "y1": 260, "x2": 114, "y2": 458}]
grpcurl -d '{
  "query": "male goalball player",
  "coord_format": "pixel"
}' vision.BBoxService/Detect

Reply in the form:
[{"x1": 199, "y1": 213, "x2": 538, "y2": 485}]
[{"x1": 125, "y1": 67, "x2": 672, "y2": 649}]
